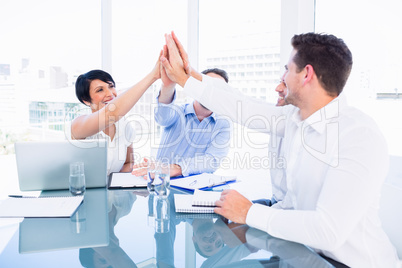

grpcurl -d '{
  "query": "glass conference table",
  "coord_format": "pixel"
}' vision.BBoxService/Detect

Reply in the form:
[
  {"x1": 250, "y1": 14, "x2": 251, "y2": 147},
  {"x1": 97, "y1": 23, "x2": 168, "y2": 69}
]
[{"x1": 0, "y1": 187, "x2": 335, "y2": 268}]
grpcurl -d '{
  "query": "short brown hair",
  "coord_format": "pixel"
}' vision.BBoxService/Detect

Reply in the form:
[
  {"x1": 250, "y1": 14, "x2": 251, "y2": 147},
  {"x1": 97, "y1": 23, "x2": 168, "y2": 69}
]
[{"x1": 291, "y1": 33, "x2": 353, "y2": 96}]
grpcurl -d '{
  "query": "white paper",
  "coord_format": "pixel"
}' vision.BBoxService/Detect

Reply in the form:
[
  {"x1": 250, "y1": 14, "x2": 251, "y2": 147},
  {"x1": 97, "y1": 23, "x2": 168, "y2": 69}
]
[
  {"x1": 109, "y1": 173, "x2": 147, "y2": 188},
  {"x1": 0, "y1": 196, "x2": 83, "y2": 218}
]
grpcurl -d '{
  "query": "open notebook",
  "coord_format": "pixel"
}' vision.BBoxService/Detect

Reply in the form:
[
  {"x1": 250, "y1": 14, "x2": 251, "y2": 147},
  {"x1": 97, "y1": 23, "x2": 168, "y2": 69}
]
[{"x1": 0, "y1": 195, "x2": 83, "y2": 218}]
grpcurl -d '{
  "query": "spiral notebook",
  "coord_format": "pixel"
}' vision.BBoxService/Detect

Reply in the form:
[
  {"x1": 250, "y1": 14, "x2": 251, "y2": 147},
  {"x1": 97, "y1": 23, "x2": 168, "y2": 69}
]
[
  {"x1": 192, "y1": 189, "x2": 221, "y2": 207},
  {"x1": 175, "y1": 212, "x2": 220, "y2": 219},
  {"x1": 0, "y1": 195, "x2": 83, "y2": 218},
  {"x1": 174, "y1": 194, "x2": 215, "y2": 214}
]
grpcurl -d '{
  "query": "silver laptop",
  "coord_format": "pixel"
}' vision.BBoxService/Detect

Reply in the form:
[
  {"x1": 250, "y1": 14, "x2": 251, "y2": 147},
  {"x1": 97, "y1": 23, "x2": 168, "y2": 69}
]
[{"x1": 15, "y1": 140, "x2": 107, "y2": 191}]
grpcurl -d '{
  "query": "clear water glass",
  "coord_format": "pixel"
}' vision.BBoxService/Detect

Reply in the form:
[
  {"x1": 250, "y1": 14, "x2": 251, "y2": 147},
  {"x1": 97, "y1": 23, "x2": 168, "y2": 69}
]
[
  {"x1": 147, "y1": 162, "x2": 157, "y2": 195},
  {"x1": 153, "y1": 161, "x2": 170, "y2": 197},
  {"x1": 69, "y1": 162, "x2": 86, "y2": 195}
]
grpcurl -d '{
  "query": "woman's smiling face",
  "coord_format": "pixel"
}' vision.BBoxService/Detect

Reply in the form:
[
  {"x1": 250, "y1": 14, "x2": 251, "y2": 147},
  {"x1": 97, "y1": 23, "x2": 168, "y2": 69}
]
[{"x1": 86, "y1": 79, "x2": 117, "y2": 111}]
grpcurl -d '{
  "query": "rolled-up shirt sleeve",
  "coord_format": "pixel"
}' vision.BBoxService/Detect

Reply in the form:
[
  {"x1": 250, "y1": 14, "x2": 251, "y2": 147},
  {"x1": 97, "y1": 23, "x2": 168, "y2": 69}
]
[{"x1": 155, "y1": 89, "x2": 180, "y2": 128}]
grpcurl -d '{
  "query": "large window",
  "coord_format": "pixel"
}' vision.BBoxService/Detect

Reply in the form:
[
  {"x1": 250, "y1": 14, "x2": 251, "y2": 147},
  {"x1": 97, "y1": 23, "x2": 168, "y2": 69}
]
[
  {"x1": 199, "y1": 0, "x2": 281, "y2": 104},
  {"x1": 0, "y1": 0, "x2": 100, "y2": 151},
  {"x1": 315, "y1": 0, "x2": 402, "y2": 156},
  {"x1": 0, "y1": 0, "x2": 189, "y2": 156},
  {"x1": 111, "y1": 0, "x2": 187, "y2": 83},
  {"x1": 197, "y1": 0, "x2": 282, "y2": 210},
  {"x1": 110, "y1": 0, "x2": 188, "y2": 159}
]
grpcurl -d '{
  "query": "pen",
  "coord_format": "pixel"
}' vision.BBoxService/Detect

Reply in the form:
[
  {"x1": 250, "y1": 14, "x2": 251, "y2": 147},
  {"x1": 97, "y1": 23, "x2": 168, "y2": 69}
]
[
  {"x1": 189, "y1": 179, "x2": 197, "y2": 186},
  {"x1": 8, "y1": 195, "x2": 37, "y2": 198}
]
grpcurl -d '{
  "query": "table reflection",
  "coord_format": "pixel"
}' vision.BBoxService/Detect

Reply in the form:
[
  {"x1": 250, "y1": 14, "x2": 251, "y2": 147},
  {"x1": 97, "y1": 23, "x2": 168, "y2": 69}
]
[
  {"x1": 201, "y1": 224, "x2": 334, "y2": 268},
  {"x1": 4, "y1": 189, "x2": 336, "y2": 267},
  {"x1": 18, "y1": 188, "x2": 109, "y2": 254},
  {"x1": 79, "y1": 190, "x2": 137, "y2": 268},
  {"x1": 150, "y1": 190, "x2": 334, "y2": 268},
  {"x1": 150, "y1": 192, "x2": 259, "y2": 267}
]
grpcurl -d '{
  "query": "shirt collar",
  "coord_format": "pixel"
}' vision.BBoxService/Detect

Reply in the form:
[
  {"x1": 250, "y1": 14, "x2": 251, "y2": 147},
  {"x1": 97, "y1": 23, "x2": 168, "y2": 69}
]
[
  {"x1": 295, "y1": 93, "x2": 348, "y2": 134},
  {"x1": 184, "y1": 101, "x2": 216, "y2": 121}
]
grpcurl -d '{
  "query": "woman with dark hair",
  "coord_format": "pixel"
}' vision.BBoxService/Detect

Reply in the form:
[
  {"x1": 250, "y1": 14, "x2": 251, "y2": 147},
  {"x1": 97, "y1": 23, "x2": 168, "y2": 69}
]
[{"x1": 70, "y1": 53, "x2": 161, "y2": 174}]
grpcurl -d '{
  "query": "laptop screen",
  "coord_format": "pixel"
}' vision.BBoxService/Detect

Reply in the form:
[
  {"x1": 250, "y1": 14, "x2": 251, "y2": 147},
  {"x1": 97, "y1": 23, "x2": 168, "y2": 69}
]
[{"x1": 15, "y1": 140, "x2": 107, "y2": 191}]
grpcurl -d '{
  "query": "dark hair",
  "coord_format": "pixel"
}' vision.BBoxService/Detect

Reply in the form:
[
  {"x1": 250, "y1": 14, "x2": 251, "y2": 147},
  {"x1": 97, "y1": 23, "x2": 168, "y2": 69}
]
[
  {"x1": 75, "y1": 70, "x2": 115, "y2": 105},
  {"x1": 291, "y1": 33, "x2": 353, "y2": 96},
  {"x1": 201, "y1": 68, "x2": 229, "y2": 83}
]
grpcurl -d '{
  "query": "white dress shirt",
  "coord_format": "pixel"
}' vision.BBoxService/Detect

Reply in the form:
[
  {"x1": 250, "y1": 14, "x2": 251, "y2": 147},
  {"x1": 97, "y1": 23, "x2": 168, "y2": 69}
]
[
  {"x1": 268, "y1": 134, "x2": 289, "y2": 208},
  {"x1": 183, "y1": 75, "x2": 399, "y2": 268}
]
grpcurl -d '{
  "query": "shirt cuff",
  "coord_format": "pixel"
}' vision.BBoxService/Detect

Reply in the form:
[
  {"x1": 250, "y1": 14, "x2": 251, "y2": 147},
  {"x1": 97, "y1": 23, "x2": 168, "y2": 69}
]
[
  {"x1": 183, "y1": 75, "x2": 205, "y2": 101},
  {"x1": 246, "y1": 203, "x2": 276, "y2": 232}
]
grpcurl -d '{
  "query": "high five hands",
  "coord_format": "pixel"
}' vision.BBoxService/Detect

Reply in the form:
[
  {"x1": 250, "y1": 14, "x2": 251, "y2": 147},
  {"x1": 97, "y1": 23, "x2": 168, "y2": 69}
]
[
  {"x1": 154, "y1": 31, "x2": 253, "y2": 224},
  {"x1": 160, "y1": 31, "x2": 202, "y2": 87}
]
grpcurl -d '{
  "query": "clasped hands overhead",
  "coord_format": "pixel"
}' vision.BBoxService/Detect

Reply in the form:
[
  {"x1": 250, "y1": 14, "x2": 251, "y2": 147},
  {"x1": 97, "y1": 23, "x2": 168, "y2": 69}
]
[{"x1": 157, "y1": 31, "x2": 196, "y2": 88}]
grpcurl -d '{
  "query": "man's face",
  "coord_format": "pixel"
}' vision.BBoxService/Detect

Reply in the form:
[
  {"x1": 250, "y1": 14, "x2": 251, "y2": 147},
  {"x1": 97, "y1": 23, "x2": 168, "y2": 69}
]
[
  {"x1": 281, "y1": 49, "x2": 303, "y2": 107},
  {"x1": 275, "y1": 82, "x2": 288, "y2": 107}
]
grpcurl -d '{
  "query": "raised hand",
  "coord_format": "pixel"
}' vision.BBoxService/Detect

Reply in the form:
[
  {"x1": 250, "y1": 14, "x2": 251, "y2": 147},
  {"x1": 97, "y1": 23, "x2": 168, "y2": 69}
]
[
  {"x1": 160, "y1": 33, "x2": 189, "y2": 87},
  {"x1": 170, "y1": 31, "x2": 202, "y2": 82},
  {"x1": 160, "y1": 44, "x2": 176, "y2": 90},
  {"x1": 151, "y1": 49, "x2": 163, "y2": 81},
  {"x1": 171, "y1": 31, "x2": 191, "y2": 75}
]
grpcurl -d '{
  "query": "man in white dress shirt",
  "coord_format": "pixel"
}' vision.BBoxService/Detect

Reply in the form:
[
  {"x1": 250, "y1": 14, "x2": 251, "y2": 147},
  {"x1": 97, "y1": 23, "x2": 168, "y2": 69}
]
[
  {"x1": 160, "y1": 32, "x2": 398, "y2": 267},
  {"x1": 253, "y1": 81, "x2": 288, "y2": 208}
]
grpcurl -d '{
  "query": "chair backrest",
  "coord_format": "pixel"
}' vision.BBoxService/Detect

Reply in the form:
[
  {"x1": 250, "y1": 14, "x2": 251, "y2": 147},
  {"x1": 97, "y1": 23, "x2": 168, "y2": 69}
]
[{"x1": 379, "y1": 155, "x2": 402, "y2": 259}]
